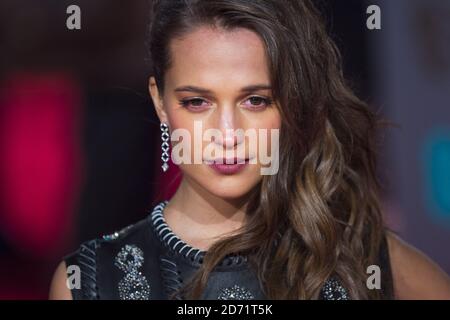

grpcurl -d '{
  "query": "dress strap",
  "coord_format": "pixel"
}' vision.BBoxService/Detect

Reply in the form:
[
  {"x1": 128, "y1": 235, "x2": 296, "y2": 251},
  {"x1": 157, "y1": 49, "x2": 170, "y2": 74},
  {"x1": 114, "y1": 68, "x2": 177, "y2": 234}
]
[{"x1": 379, "y1": 232, "x2": 395, "y2": 299}]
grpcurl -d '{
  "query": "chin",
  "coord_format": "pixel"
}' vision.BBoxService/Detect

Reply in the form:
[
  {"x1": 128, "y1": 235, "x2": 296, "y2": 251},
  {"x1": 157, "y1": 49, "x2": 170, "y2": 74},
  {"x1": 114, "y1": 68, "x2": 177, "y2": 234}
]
[
  {"x1": 209, "y1": 187, "x2": 252, "y2": 200},
  {"x1": 201, "y1": 176, "x2": 260, "y2": 200},
  {"x1": 182, "y1": 165, "x2": 262, "y2": 200}
]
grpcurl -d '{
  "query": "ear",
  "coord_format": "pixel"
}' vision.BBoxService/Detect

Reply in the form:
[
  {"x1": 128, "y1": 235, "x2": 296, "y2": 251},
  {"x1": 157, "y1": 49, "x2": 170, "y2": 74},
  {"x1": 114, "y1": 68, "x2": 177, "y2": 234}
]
[{"x1": 148, "y1": 76, "x2": 169, "y2": 123}]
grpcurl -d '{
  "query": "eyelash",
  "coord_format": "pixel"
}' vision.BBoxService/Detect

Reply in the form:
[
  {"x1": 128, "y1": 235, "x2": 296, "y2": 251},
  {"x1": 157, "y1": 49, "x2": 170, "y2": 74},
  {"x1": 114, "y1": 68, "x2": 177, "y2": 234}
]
[{"x1": 178, "y1": 96, "x2": 273, "y2": 111}]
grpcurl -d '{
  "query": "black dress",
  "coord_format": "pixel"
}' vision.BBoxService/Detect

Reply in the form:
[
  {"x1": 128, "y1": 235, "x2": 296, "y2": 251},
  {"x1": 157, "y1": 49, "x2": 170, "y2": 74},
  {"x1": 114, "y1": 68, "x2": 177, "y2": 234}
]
[{"x1": 64, "y1": 201, "x2": 394, "y2": 300}]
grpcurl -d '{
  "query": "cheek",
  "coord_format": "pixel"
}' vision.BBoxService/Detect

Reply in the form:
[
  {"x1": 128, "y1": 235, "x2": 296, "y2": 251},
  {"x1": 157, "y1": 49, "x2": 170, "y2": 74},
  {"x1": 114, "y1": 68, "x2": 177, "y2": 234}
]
[
  {"x1": 265, "y1": 108, "x2": 282, "y2": 129},
  {"x1": 248, "y1": 111, "x2": 280, "y2": 168},
  {"x1": 247, "y1": 110, "x2": 281, "y2": 147},
  {"x1": 165, "y1": 106, "x2": 195, "y2": 154},
  {"x1": 165, "y1": 102, "x2": 189, "y2": 130},
  {"x1": 244, "y1": 107, "x2": 281, "y2": 129}
]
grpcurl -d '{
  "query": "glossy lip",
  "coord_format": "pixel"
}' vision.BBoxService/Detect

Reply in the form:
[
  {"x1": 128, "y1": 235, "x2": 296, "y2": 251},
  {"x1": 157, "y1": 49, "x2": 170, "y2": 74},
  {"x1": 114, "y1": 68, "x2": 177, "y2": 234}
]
[
  {"x1": 204, "y1": 157, "x2": 248, "y2": 164},
  {"x1": 204, "y1": 157, "x2": 253, "y2": 175}
]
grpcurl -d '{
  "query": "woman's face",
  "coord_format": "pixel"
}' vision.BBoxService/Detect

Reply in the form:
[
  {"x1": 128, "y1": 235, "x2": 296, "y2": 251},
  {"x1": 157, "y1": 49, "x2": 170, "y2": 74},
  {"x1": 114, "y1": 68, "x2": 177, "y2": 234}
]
[{"x1": 150, "y1": 26, "x2": 281, "y2": 200}]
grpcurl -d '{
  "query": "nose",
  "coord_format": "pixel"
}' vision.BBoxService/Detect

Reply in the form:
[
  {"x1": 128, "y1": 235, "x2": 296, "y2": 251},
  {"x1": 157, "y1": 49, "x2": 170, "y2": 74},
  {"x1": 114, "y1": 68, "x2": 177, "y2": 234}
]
[{"x1": 213, "y1": 104, "x2": 243, "y2": 149}]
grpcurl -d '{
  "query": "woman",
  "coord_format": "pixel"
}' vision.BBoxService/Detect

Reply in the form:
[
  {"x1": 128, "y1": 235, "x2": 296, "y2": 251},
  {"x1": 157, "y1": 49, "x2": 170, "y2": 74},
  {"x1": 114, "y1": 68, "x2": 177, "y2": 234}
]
[{"x1": 50, "y1": 0, "x2": 450, "y2": 300}]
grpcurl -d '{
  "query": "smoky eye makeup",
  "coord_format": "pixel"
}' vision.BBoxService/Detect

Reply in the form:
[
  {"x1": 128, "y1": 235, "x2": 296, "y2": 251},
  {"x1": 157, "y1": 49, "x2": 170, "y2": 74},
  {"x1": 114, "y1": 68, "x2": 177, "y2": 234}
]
[
  {"x1": 177, "y1": 95, "x2": 273, "y2": 112},
  {"x1": 177, "y1": 97, "x2": 212, "y2": 111},
  {"x1": 241, "y1": 96, "x2": 273, "y2": 110}
]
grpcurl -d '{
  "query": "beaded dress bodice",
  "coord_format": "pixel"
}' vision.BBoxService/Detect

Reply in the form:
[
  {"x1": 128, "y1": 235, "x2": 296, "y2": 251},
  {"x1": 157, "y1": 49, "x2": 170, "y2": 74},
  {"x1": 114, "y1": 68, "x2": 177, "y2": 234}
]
[{"x1": 64, "y1": 201, "x2": 393, "y2": 300}]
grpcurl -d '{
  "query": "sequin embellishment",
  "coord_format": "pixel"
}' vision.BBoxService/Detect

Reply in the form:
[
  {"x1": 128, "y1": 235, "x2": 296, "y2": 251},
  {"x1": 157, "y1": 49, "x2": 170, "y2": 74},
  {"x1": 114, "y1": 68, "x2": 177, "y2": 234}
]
[
  {"x1": 114, "y1": 244, "x2": 151, "y2": 300},
  {"x1": 320, "y1": 278, "x2": 350, "y2": 300},
  {"x1": 102, "y1": 232, "x2": 120, "y2": 241},
  {"x1": 217, "y1": 284, "x2": 255, "y2": 300},
  {"x1": 102, "y1": 225, "x2": 134, "y2": 241}
]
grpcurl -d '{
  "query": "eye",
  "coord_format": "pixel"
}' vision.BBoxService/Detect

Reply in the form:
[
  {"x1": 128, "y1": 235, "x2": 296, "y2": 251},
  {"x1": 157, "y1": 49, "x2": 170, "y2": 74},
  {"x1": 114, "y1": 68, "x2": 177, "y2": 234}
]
[
  {"x1": 242, "y1": 96, "x2": 273, "y2": 110},
  {"x1": 178, "y1": 98, "x2": 211, "y2": 111}
]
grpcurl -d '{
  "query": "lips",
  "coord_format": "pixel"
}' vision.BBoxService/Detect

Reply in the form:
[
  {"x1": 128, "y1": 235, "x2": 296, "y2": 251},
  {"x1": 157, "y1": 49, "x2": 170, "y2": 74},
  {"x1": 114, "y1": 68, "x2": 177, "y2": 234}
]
[
  {"x1": 205, "y1": 158, "x2": 250, "y2": 175},
  {"x1": 205, "y1": 158, "x2": 248, "y2": 165}
]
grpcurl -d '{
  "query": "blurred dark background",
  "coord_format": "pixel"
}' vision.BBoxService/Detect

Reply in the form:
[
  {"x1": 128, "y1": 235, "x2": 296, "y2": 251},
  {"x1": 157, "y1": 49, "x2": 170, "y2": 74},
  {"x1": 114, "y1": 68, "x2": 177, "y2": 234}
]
[{"x1": 0, "y1": 0, "x2": 449, "y2": 299}]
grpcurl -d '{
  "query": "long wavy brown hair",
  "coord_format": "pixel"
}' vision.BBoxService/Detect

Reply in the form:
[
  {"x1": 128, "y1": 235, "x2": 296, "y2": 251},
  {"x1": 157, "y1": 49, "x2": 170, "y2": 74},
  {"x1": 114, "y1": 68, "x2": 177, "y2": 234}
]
[{"x1": 148, "y1": 0, "x2": 390, "y2": 299}]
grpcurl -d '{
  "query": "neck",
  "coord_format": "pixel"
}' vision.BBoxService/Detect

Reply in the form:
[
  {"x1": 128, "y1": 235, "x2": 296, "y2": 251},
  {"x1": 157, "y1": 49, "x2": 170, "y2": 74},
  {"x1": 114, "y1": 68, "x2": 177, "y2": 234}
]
[{"x1": 163, "y1": 176, "x2": 251, "y2": 251}]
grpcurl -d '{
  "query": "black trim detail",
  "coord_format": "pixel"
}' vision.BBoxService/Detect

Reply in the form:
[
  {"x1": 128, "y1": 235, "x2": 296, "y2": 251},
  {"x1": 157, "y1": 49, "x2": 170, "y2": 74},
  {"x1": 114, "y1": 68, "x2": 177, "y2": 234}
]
[
  {"x1": 159, "y1": 255, "x2": 184, "y2": 300},
  {"x1": 150, "y1": 201, "x2": 247, "y2": 268},
  {"x1": 64, "y1": 239, "x2": 100, "y2": 300}
]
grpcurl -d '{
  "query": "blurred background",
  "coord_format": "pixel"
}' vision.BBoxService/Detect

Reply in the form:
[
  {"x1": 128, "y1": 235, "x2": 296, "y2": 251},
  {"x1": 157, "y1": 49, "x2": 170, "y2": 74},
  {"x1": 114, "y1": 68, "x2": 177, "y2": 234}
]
[{"x1": 0, "y1": 0, "x2": 449, "y2": 299}]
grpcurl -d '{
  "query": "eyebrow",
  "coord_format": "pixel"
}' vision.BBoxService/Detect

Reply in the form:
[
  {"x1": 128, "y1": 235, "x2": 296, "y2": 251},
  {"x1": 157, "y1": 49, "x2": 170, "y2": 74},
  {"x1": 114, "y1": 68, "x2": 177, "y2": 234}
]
[{"x1": 174, "y1": 84, "x2": 272, "y2": 95}]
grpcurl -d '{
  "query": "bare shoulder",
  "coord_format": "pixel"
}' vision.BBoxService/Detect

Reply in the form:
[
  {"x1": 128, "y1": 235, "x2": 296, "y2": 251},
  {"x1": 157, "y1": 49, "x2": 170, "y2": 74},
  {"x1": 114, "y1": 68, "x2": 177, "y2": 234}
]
[
  {"x1": 386, "y1": 231, "x2": 450, "y2": 299},
  {"x1": 49, "y1": 260, "x2": 73, "y2": 300}
]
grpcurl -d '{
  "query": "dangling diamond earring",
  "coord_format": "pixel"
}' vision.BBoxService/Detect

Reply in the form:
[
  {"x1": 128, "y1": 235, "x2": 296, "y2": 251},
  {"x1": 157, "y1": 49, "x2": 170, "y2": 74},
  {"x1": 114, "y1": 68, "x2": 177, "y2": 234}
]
[{"x1": 160, "y1": 122, "x2": 170, "y2": 172}]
